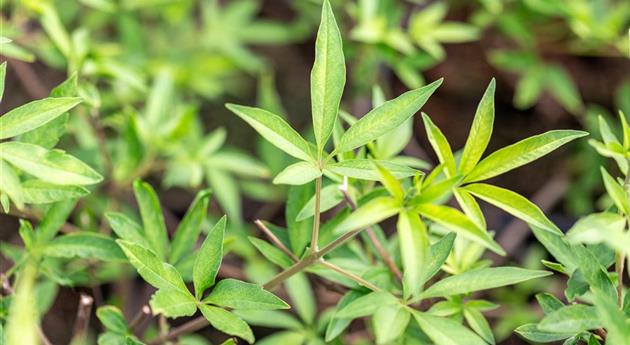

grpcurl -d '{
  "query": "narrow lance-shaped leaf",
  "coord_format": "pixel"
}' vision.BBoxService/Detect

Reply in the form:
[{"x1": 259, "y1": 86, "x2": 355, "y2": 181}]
[
  {"x1": 149, "y1": 288, "x2": 197, "y2": 318},
  {"x1": 0, "y1": 97, "x2": 82, "y2": 139},
  {"x1": 373, "y1": 305, "x2": 411, "y2": 345},
  {"x1": 21, "y1": 180, "x2": 89, "y2": 204},
  {"x1": 459, "y1": 78, "x2": 495, "y2": 175},
  {"x1": 464, "y1": 130, "x2": 588, "y2": 183},
  {"x1": 419, "y1": 267, "x2": 551, "y2": 299},
  {"x1": 421, "y1": 113, "x2": 456, "y2": 176},
  {"x1": 199, "y1": 304, "x2": 255, "y2": 344},
  {"x1": 412, "y1": 311, "x2": 488, "y2": 345},
  {"x1": 193, "y1": 216, "x2": 227, "y2": 299},
  {"x1": 537, "y1": 305, "x2": 601, "y2": 334},
  {"x1": 273, "y1": 161, "x2": 322, "y2": 185},
  {"x1": 337, "y1": 79, "x2": 442, "y2": 152},
  {"x1": 203, "y1": 278, "x2": 289, "y2": 310},
  {"x1": 116, "y1": 240, "x2": 187, "y2": 292},
  {"x1": 416, "y1": 203, "x2": 504, "y2": 255},
  {"x1": 397, "y1": 211, "x2": 429, "y2": 299},
  {"x1": 325, "y1": 159, "x2": 417, "y2": 181},
  {"x1": 169, "y1": 189, "x2": 211, "y2": 264},
  {"x1": 226, "y1": 104, "x2": 314, "y2": 161},
  {"x1": 601, "y1": 167, "x2": 630, "y2": 215},
  {"x1": 0, "y1": 142, "x2": 103, "y2": 186},
  {"x1": 461, "y1": 183, "x2": 562, "y2": 235},
  {"x1": 335, "y1": 196, "x2": 400, "y2": 235},
  {"x1": 44, "y1": 232, "x2": 126, "y2": 261},
  {"x1": 133, "y1": 180, "x2": 169, "y2": 260},
  {"x1": 311, "y1": 0, "x2": 345, "y2": 153},
  {"x1": 0, "y1": 159, "x2": 24, "y2": 210},
  {"x1": 374, "y1": 163, "x2": 405, "y2": 199},
  {"x1": 0, "y1": 62, "x2": 6, "y2": 102}
]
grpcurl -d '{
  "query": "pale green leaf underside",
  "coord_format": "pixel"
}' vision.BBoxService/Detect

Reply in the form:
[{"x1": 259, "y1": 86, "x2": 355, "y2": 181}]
[
  {"x1": 203, "y1": 278, "x2": 289, "y2": 310},
  {"x1": 273, "y1": 161, "x2": 322, "y2": 185},
  {"x1": 420, "y1": 267, "x2": 551, "y2": 299},
  {"x1": 199, "y1": 304, "x2": 254, "y2": 344},
  {"x1": 149, "y1": 288, "x2": 197, "y2": 318},
  {"x1": 325, "y1": 159, "x2": 417, "y2": 181},
  {"x1": 226, "y1": 103, "x2": 313, "y2": 161}
]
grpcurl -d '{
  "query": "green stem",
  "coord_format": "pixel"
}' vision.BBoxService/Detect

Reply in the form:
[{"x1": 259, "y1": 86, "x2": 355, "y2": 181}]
[{"x1": 318, "y1": 260, "x2": 380, "y2": 292}]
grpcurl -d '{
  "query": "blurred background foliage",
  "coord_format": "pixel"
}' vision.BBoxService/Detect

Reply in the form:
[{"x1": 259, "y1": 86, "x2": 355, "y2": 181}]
[{"x1": 1, "y1": 0, "x2": 629, "y2": 344}]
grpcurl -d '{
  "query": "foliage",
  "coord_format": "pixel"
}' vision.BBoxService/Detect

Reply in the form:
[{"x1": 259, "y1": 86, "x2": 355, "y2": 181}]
[{"x1": 0, "y1": 1, "x2": 628, "y2": 345}]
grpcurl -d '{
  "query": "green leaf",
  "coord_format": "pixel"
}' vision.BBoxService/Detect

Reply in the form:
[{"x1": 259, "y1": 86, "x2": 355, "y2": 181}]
[
  {"x1": 254, "y1": 332, "x2": 304, "y2": 345},
  {"x1": 325, "y1": 290, "x2": 364, "y2": 341},
  {"x1": 422, "y1": 233, "x2": 456, "y2": 284},
  {"x1": 149, "y1": 288, "x2": 197, "y2": 318},
  {"x1": 397, "y1": 211, "x2": 429, "y2": 299},
  {"x1": 233, "y1": 310, "x2": 302, "y2": 330},
  {"x1": 464, "y1": 130, "x2": 588, "y2": 182},
  {"x1": 286, "y1": 184, "x2": 313, "y2": 255},
  {"x1": 204, "y1": 278, "x2": 288, "y2": 310},
  {"x1": 249, "y1": 237, "x2": 293, "y2": 268},
  {"x1": 116, "y1": 240, "x2": 187, "y2": 292},
  {"x1": 325, "y1": 159, "x2": 417, "y2": 181},
  {"x1": 35, "y1": 199, "x2": 76, "y2": 243},
  {"x1": 412, "y1": 311, "x2": 487, "y2": 345},
  {"x1": 413, "y1": 175, "x2": 463, "y2": 205},
  {"x1": 566, "y1": 212, "x2": 630, "y2": 256},
  {"x1": 335, "y1": 196, "x2": 400, "y2": 234},
  {"x1": 285, "y1": 272, "x2": 316, "y2": 324},
  {"x1": 226, "y1": 104, "x2": 313, "y2": 161},
  {"x1": 0, "y1": 142, "x2": 103, "y2": 185},
  {"x1": 535, "y1": 293, "x2": 564, "y2": 314},
  {"x1": 170, "y1": 189, "x2": 211, "y2": 264},
  {"x1": 374, "y1": 163, "x2": 405, "y2": 199},
  {"x1": 453, "y1": 189, "x2": 486, "y2": 229},
  {"x1": 0, "y1": 62, "x2": 6, "y2": 101},
  {"x1": 335, "y1": 291, "x2": 398, "y2": 318},
  {"x1": 44, "y1": 232, "x2": 126, "y2": 261},
  {"x1": 459, "y1": 79, "x2": 495, "y2": 175},
  {"x1": 592, "y1": 290, "x2": 630, "y2": 344},
  {"x1": 373, "y1": 304, "x2": 411, "y2": 345},
  {"x1": 0, "y1": 159, "x2": 24, "y2": 210},
  {"x1": 420, "y1": 267, "x2": 551, "y2": 299},
  {"x1": 421, "y1": 113, "x2": 456, "y2": 177},
  {"x1": 296, "y1": 183, "x2": 344, "y2": 221},
  {"x1": 514, "y1": 323, "x2": 574, "y2": 343},
  {"x1": 193, "y1": 216, "x2": 226, "y2": 299},
  {"x1": 21, "y1": 180, "x2": 89, "y2": 204},
  {"x1": 273, "y1": 161, "x2": 322, "y2": 185},
  {"x1": 96, "y1": 306, "x2": 129, "y2": 334},
  {"x1": 538, "y1": 305, "x2": 601, "y2": 333},
  {"x1": 337, "y1": 79, "x2": 442, "y2": 152},
  {"x1": 463, "y1": 308, "x2": 494, "y2": 344},
  {"x1": 0, "y1": 97, "x2": 82, "y2": 139},
  {"x1": 106, "y1": 212, "x2": 150, "y2": 249},
  {"x1": 199, "y1": 304, "x2": 254, "y2": 344},
  {"x1": 461, "y1": 183, "x2": 562, "y2": 235},
  {"x1": 601, "y1": 168, "x2": 630, "y2": 215},
  {"x1": 311, "y1": 0, "x2": 345, "y2": 152},
  {"x1": 416, "y1": 204, "x2": 504, "y2": 255},
  {"x1": 133, "y1": 180, "x2": 168, "y2": 259}
]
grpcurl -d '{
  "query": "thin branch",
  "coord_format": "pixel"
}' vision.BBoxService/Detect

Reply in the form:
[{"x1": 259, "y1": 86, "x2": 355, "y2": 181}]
[
  {"x1": 339, "y1": 181, "x2": 403, "y2": 281},
  {"x1": 318, "y1": 260, "x2": 380, "y2": 292},
  {"x1": 129, "y1": 305, "x2": 152, "y2": 332},
  {"x1": 254, "y1": 219, "x2": 299, "y2": 262},
  {"x1": 146, "y1": 317, "x2": 209, "y2": 345},
  {"x1": 71, "y1": 294, "x2": 94, "y2": 343}
]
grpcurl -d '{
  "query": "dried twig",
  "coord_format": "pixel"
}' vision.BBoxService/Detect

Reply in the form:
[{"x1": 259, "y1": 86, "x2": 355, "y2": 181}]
[
  {"x1": 71, "y1": 294, "x2": 94, "y2": 343},
  {"x1": 129, "y1": 305, "x2": 152, "y2": 332},
  {"x1": 254, "y1": 219, "x2": 299, "y2": 262}
]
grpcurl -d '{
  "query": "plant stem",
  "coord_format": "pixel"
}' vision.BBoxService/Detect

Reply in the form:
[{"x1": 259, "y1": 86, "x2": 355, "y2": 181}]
[
  {"x1": 71, "y1": 294, "x2": 94, "y2": 343},
  {"x1": 263, "y1": 254, "x2": 318, "y2": 290},
  {"x1": 339, "y1": 183, "x2": 403, "y2": 281},
  {"x1": 146, "y1": 316, "x2": 211, "y2": 345},
  {"x1": 310, "y1": 176, "x2": 322, "y2": 254},
  {"x1": 318, "y1": 260, "x2": 380, "y2": 292},
  {"x1": 255, "y1": 219, "x2": 299, "y2": 262},
  {"x1": 130, "y1": 305, "x2": 152, "y2": 332}
]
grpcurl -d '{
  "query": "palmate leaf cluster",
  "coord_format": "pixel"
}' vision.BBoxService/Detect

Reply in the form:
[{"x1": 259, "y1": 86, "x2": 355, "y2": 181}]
[{"x1": 1, "y1": 1, "x2": 629, "y2": 345}]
